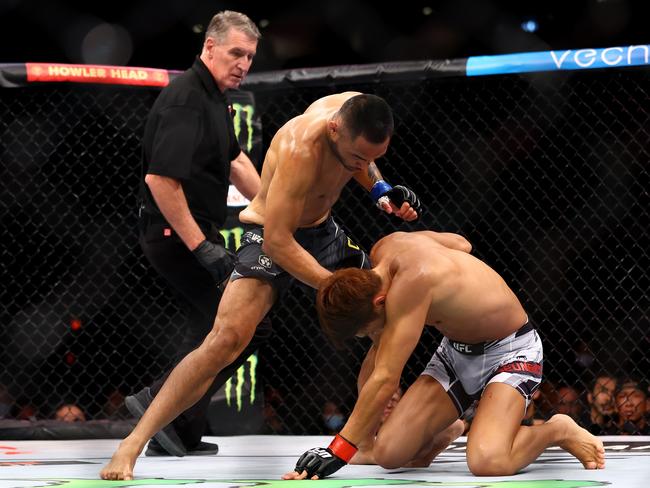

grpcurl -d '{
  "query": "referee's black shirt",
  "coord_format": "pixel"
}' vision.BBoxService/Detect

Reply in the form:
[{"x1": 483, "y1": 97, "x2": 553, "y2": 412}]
[{"x1": 140, "y1": 56, "x2": 241, "y2": 229}]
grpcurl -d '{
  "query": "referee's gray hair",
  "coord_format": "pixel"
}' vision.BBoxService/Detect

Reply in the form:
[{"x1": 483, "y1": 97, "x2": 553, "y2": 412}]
[{"x1": 205, "y1": 10, "x2": 261, "y2": 43}]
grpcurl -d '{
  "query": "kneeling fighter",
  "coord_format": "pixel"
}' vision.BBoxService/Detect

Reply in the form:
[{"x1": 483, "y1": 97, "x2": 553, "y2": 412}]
[{"x1": 285, "y1": 230, "x2": 605, "y2": 479}]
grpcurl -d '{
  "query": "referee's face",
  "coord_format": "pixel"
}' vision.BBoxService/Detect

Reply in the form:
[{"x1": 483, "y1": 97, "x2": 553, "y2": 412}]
[{"x1": 205, "y1": 28, "x2": 257, "y2": 92}]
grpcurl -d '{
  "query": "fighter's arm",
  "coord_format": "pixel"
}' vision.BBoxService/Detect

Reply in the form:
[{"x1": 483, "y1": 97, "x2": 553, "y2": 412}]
[
  {"x1": 285, "y1": 273, "x2": 430, "y2": 480},
  {"x1": 353, "y1": 163, "x2": 419, "y2": 221},
  {"x1": 353, "y1": 161, "x2": 384, "y2": 192},
  {"x1": 357, "y1": 342, "x2": 378, "y2": 393},
  {"x1": 350, "y1": 343, "x2": 379, "y2": 463},
  {"x1": 229, "y1": 150, "x2": 261, "y2": 201},
  {"x1": 145, "y1": 174, "x2": 205, "y2": 251},
  {"x1": 262, "y1": 142, "x2": 331, "y2": 289},
  {"x1": 339, "y1": 276, "x2": 429, "y2": 447}
]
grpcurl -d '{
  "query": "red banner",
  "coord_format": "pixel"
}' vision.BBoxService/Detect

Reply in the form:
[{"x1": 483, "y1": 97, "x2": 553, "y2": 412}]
[{"x1": 26, "y1": 63, "x2": 170, "y2": 87}]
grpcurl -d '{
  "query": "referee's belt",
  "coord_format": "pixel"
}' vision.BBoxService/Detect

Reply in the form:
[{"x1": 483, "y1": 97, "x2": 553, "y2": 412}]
[{"x1": 449, "y1": 321, "x2": 534, "y2": 355}]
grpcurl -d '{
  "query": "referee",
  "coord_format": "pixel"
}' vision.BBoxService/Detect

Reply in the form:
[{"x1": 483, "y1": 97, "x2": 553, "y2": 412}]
[{"x1": 127, "y1": 10, "x2": 271, "y2": 457}]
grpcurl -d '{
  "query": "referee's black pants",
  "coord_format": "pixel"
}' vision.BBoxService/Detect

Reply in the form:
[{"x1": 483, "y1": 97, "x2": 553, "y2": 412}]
[{"x1": 139, "y1": 221, "x2": 272, "y2": 449}]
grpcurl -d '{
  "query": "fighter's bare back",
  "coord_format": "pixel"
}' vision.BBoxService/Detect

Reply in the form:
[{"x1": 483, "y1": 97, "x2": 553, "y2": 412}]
[{"x1": 372, "y1": 231, "x2": 528, "y2": 343}]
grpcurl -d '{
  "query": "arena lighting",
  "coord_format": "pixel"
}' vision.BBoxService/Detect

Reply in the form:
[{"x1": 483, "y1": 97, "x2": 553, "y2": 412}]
[{"x1": 521, "y1": 19, "x2": 539, "y2": 33}]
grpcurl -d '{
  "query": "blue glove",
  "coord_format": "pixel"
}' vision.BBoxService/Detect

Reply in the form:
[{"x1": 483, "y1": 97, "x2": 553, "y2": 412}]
[{"x1": 370, "y1": 180, "x2": 422, "y2": 217}]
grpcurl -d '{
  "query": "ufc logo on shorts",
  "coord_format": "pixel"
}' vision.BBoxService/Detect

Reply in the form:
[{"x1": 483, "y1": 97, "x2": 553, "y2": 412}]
[{"x1": 453, "y1": 343, "x2": 474, "y2": 353}]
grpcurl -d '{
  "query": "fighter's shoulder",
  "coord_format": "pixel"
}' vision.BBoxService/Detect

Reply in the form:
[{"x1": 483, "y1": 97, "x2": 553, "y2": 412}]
[
  {"x1": 387, "y1": 235, "x2": 454, "y2": 279},
  {"x1": 304, "y1": 91, "x2": 362, "y2": 112},
  {"x1": 271, "y1": 114, "x2": 322, "y2": 154}
]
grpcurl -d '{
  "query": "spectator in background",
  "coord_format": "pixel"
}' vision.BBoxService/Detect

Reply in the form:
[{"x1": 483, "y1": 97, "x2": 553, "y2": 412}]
[
  {"x1": 571, "y1": 340, "x2": 596, "y2": 383},
  {"x1": 553, "y1": 385, "x2": 582, "y2": 421},
  {"x1": 0, "y1": 384, "x2": 13, "y2": 419},
  {"x1": 55, "y1": 403, "x2": 86, "y2": 422},
  {"x1": 615, "y1": 383, "x2": 649, "y2": 435},
  {"x1": 102, "y1": 388, "x2": 129, "y2": 420},
  {"x1": 534, "y1": 380, "x2": 558, "y2": 421},
  {"x1": 13, "y1": 399, "x2": 38, "y2": 421},
  {"x1": 322, "y1": 401, "x2": 346, "y2": 434},
  {"x1": 261, "y1": 386, "x2": 286, "y2": 434},
  {"x1": 579, "y1": 375, "x2": 617, "y2": 435}
]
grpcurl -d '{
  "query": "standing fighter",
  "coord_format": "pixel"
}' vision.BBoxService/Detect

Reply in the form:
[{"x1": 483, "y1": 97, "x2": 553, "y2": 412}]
[
  {"x1": 286, "y1": 230, "x2": 605, "y2": 479},
  {"x1": 100, "y1": 92, "x2": 421, "y2": 480}
]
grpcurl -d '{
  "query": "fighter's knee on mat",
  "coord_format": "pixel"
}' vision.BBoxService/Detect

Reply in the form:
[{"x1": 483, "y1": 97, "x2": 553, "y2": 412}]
[
  {"x1": 466, "y1": 443, "x2": 516, "y2": 476},
  {"x1": 372, "y1": 439, "x2": 407, "y2": 469}
]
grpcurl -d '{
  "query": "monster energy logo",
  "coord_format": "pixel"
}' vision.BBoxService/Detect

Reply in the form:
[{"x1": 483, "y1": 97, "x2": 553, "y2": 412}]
[
  {"x1": 220, "y1": 226, "x2": 245, "y2": 250},
  {"x1": 232, "y1": 103, "x2": 255, "y2": 152},
  {"x1": 3, "y1": 478, "x2": 609, "y2": 487},
  {"x1": 224, "y1": 353, "x2": 258, "y2": 411}
]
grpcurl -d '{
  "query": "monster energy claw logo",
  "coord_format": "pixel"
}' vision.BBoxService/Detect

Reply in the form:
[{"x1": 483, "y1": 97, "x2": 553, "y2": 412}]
[
  {"x1": 225, "y1": 353, "x2": 258, "y2": 411},
  {"x1": 232, "y1": 103, "x2": 255, "y2": 152},
  {"x1": 220, "y1": 226, "x2": 245, "y2": 251},
  {"x1": 4, "y1": 478, "x2": 609, "y2": 487}
]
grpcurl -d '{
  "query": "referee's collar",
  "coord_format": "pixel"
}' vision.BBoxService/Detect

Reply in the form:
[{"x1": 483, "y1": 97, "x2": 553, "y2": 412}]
[{"x1": 192, "y1": 56, "x2": 226, "y2": 101}]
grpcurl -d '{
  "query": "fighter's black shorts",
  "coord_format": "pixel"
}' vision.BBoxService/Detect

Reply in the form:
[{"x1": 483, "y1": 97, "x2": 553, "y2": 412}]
[{"x1": 230, "y1": 215, "x2": 369, "y2": 292}]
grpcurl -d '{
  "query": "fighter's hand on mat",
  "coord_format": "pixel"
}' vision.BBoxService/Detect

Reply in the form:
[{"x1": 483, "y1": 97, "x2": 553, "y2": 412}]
[
  {"x1": 282, "y1": 435, "x2": 357, "y2": 480},
  {"x1": 192, "y1": 239, "x2": 237, "y2": 284},
  {"x1": 371, "y1": 181, "x2": 421, "y2": 221}
]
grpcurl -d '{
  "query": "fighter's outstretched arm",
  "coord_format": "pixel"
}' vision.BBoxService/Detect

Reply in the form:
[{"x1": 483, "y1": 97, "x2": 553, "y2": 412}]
[
  {"x1": 262, "y1": 142, "x2": 331, "y2": 289},
  {"x1": 285, "y1": 271, "x2": 430, "y2": 479}
]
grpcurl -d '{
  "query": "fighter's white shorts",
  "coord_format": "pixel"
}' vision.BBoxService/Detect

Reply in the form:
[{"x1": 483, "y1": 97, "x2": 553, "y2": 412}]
[{"x1": 422, "y1": 320, "x2": 543, "y2": 416}]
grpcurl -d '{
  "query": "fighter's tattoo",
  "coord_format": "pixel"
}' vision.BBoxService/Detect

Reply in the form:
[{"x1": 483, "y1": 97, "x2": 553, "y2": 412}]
[{"x1": 368, "y1": 162, "x2": 382, "y2": 183}]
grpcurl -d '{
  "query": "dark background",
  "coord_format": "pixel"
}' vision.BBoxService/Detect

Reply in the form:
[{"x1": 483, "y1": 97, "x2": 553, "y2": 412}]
[
  {"x1": 1, "y1": 0, "x2": 649, "y2": 71},
  {"x1": 1, "y1": 0, "x2": 648, "y2": 435}
]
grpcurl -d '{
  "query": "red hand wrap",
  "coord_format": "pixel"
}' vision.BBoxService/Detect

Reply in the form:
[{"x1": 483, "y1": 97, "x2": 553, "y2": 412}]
[{"x1": 328, "y1": 434, "x2": 358, "y2": 463}]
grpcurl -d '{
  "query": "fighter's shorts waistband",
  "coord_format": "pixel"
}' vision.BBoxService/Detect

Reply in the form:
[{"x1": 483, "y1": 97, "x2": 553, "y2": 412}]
[{"x1": 448, "y1": 320, "x2": 534, "y2": 356}]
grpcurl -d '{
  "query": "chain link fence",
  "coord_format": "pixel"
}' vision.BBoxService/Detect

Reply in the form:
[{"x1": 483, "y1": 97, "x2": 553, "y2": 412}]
[{"x1": 1, "y1": 65, "x2": 648, "y2": 436}]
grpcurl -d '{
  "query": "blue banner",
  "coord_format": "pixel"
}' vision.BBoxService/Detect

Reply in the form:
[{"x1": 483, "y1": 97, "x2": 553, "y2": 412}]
[{"x1": 466, "y1": 45, "x2": 650, "y2": 76}]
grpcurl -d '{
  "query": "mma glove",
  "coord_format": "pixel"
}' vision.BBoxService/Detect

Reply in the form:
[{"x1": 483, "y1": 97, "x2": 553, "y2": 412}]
[
  {"x1": 192, "y1": 239, "x2": 237, "y2": 284},
  {"x1": 294, "y1": 434, "x2": 357, "y2": 479},
  {"x1": 370, "y1": 180, "x2": 422, "y2": 217}
]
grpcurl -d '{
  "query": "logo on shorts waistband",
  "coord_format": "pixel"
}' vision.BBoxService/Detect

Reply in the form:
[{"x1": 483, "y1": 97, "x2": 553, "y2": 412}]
[
  {"x1": 450, "y1": 341, "x2": 485, "y2": 355},
  {"x1": 258, "y1": 255, "x2": 272, "y2": 268}
]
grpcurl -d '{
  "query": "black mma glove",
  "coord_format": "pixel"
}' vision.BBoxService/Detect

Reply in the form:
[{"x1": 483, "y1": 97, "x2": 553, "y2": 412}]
[
  {"x1": 370, "y1": 180, "x2": 422, "y2": 218},
  {"x1": 293, "y1": 434, "x2": 357, "y2": 479},
  {"x1": 192, "y1": 239, "x2": 237, "y2": 284}
]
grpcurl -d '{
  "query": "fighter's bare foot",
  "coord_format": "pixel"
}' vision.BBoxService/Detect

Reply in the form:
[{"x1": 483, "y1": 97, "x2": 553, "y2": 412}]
[
  {"x1": 100, "y1": 439, "x2": 142, "y2": 480},
  {"x1": 548, "y1": 414, "x2": 605, "y2": 470},
  {"x1": 406, "y1": 419, "x2": 465, "y2": 467}
]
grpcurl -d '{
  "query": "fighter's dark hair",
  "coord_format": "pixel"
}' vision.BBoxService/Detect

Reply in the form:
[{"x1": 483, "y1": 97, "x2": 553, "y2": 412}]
[{"x1": 337, "y1": 94, "x2": 394, "y2": 144}]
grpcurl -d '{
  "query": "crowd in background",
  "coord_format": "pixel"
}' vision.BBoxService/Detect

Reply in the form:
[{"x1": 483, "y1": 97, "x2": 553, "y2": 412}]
[{"x1": 1, "y1": 374, "x2": 648, "y2": 437}]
